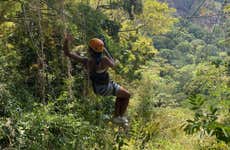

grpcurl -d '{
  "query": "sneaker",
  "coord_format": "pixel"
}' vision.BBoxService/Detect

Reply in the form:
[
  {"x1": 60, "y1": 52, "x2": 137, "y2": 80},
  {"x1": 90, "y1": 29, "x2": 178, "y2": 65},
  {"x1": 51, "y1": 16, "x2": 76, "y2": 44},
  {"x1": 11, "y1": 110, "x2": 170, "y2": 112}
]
[
  {"x1": 112, "y1": 116, "x2": 124, "y2": 124},
  {"x1": 120, "y1": 116, "x2": 128, "y2": 123}
]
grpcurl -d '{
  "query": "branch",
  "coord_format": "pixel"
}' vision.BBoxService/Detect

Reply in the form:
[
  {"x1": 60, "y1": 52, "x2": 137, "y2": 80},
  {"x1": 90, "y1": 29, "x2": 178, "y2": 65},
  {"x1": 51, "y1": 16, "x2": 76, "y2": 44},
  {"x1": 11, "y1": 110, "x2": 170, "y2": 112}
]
[
  {"x1": 118, "y1": 24, "x2": 146, "y2": 33},
  {"x1": 97, "y1": 4, "x2": 121, "y2": 10},
  {"x1": 186, "y1": 12, "x2": 230, "y2": 19}
]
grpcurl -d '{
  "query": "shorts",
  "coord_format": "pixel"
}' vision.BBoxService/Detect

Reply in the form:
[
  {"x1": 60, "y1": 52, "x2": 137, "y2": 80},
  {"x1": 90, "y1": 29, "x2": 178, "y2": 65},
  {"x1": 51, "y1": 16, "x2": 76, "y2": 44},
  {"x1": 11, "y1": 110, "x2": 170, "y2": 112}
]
[{"x1": 92, "y1": 81, "x2": 120, "y2": 96}]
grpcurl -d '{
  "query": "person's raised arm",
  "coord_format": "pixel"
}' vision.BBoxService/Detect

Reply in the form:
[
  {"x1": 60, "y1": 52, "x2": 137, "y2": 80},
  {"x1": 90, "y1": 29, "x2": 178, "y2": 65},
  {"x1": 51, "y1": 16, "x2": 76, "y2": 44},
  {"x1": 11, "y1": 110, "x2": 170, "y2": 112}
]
[
  {"x1": 63, "y1": 34, "x2": 88, "y2": 65},
  {"x1": 104, "y1": 48, "x2": 115, "y2": 68}
]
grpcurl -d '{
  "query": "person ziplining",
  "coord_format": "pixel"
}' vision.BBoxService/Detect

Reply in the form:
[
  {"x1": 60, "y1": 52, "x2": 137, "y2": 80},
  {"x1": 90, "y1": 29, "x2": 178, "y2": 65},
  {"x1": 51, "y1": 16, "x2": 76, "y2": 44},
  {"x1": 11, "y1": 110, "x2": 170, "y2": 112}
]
[{"x1": 63, "y1": 34, "x2": 130, "y2": 125}]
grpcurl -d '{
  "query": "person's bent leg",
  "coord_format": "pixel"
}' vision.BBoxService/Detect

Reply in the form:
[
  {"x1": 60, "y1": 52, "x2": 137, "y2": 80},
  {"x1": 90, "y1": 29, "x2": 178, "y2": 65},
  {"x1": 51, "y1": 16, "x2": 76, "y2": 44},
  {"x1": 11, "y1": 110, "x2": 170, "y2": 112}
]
[
  {"x1": 116, "y1": 86, "x2": 131, "y2": 116},
  {"x1": 114, "y1": 98, "x2": 121, "y2": 117},
  {"x1": 119, "y1": 98, "x2": 129, "y2": 116}
]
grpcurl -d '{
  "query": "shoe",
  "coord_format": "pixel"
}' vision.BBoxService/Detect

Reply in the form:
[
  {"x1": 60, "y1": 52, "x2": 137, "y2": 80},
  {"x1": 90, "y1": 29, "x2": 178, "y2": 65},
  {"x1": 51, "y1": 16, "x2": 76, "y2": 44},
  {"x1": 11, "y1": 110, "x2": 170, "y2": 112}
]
[
  {"x1": 112, "y1": 116, "x2": 124, "y2": 124},
  {"x1": 120, "y1": 116, "x2": 128, "y2": 123}
]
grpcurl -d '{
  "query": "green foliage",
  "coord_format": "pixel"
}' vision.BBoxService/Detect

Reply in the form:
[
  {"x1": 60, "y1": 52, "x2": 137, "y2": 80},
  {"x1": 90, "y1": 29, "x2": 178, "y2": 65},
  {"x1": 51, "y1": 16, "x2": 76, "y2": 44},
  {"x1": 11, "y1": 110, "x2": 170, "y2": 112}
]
[
  {"x1": 153, "y1": 35, "x2": 176, "y2": 50},
  {"x1": 188, "y1": 94, "x2": 205, "y2": 110},
  {"x1": 101, "y1": 19, "x2": 121, "y2": 40},
  {"x1": 137, "y1": 0, "x2": 178, "y2": 34},
  {"x1": 181, "y1": 63, "x2": 230, "y2": 143},
  {"x1": 224, "y1": 4, "x2": 230, "y2": 13},
  {"x1": 0, "y1": 0, "x2": 230, "y2": 149},
  {"x1": 123, "y1": 0, "x2": 143, "y2": 19},
  {"x1": 176, "y1": 41, "x2": 192, "y2": 53},
  {"x1": 188, "y1": 23, "x2": 206, "y2": 39},
  {"x1": 68, "y1": 3, "x2": 106, "y2": 40},
  {"x1": 0, "y1": 103, "x2": 113, "y2": 149},
  {"x1": 183, "y1": 96, "x2": 230, "y2": 143}
]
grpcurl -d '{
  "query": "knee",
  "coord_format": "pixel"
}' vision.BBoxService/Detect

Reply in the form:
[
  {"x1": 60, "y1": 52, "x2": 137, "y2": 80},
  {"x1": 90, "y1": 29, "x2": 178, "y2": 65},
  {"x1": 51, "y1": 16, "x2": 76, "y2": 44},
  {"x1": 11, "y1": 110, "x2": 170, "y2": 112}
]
[
  {"x1": 116, "y1": 87, "x2": 131, "y2": 99},
  {"x1": 117, "y1": 92, "x2": 130, "y2": 99},
  {"x1": 125, "y1": 91, "x2": 131, "y2": 99}
]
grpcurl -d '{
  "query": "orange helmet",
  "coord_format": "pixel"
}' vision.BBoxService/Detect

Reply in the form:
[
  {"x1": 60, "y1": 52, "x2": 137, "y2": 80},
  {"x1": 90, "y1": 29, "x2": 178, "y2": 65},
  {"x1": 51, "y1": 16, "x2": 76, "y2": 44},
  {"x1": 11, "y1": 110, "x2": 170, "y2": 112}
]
[{"x1": 89, "y1": 38, "x2": 104, "y2": 53}]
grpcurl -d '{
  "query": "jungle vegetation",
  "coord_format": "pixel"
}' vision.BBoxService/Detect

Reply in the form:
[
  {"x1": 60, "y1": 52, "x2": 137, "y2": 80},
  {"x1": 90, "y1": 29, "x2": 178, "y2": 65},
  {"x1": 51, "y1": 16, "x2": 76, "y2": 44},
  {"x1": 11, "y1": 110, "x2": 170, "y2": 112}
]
[{"x1": 0, "y1": 0, "x2": 230, "y2": 149}]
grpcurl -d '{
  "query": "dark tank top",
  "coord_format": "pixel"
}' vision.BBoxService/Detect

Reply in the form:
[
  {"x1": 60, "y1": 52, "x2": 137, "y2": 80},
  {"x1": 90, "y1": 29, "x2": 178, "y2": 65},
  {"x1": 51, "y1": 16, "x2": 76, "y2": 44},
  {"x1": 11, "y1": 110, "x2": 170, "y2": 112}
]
[{"x1": 89, "y1": 59, "x2": 109, "y2": 85}]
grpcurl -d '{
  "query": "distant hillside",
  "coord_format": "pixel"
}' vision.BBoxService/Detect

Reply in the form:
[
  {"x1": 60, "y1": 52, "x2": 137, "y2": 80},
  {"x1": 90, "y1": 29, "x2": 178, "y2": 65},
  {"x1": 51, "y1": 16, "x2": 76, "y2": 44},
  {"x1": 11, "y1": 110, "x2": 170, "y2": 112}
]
[
  {"x1": 159, "y1": 0, "x2": 197, "y2": 16},
  {"x1": 160, "y1": 0, "x2": 226, "y2": 29},
  {"x1": 160, "y1": 0, "x2": 224, "y2": 16}
]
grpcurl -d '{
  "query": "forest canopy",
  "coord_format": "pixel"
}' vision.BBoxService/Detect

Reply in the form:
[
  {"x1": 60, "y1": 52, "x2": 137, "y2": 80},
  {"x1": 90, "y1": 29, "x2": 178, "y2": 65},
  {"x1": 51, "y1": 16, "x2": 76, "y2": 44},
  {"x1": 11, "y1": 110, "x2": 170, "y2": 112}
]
[{"x1": 0, "y1": 0, "x2": 230, "y2": 149}]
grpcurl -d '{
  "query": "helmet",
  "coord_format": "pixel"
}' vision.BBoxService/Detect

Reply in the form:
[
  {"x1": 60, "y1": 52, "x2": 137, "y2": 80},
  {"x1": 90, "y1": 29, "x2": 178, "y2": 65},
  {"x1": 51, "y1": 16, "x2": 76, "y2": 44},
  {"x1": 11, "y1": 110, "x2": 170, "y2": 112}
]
[{"x1": 89, "y1": 38, "x2": 104, "y2": 53}]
